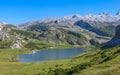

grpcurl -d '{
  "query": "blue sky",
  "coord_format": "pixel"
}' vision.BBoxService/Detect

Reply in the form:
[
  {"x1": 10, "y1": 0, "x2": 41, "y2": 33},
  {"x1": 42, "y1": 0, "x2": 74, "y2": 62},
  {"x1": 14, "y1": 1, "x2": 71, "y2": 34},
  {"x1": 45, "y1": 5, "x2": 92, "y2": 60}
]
[{"x1": 0, "y1": 0, "x2": 120, "y2": 25}]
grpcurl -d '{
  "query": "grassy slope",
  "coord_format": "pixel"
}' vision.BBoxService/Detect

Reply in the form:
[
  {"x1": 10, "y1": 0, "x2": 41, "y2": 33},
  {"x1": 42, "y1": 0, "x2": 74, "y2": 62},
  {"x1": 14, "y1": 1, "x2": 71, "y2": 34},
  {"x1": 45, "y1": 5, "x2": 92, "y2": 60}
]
[
  {"x1": 0, "y1": 46, "x2": 120, "y2": 75},
  {"x1": 75, "y1": 47, "x2": 120, "y2": 75}
]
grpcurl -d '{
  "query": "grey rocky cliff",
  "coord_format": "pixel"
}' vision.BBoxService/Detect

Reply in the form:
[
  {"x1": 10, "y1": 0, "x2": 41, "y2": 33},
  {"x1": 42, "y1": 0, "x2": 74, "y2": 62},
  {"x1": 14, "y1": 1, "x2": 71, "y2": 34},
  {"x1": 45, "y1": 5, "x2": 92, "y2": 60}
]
[
  {"x1": 101, "y1": 25, "x2": 120, "y2": 49},
  {"x1": 114, "y1": 25, "x2": 120, "y2": 38},
  {"x1": 10, "y1": 34, "x2": 23, "y2": 49},
  {"x1": 116, "y1": 10, "x2": 120, "y2": 16},
  {"x1": 0, "y1": 24, "x2": 23, "y2": 49}
]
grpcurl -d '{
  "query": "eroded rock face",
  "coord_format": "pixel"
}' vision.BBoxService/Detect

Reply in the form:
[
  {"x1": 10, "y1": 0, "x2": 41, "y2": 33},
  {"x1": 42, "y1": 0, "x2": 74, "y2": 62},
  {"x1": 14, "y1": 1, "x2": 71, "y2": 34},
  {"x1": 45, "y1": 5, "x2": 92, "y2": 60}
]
[
  {"x1": 10, "y1": 35, "x2": 23, "y2": 49},
  {"x1": 0, "y1": 24, "x2": 23, "y2": 49},
  {"x1": 114, "y1": 25, "x2": 120, "y2": 38},
  {"x1": 101, "y1": 25, "x2": 120, "y2": 49}
]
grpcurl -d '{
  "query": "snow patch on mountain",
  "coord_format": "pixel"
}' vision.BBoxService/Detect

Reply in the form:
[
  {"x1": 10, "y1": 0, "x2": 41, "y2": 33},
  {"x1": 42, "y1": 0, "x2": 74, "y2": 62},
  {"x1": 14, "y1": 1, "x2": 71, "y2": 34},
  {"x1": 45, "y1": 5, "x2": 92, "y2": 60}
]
[{"x1": 18, "y1": 10, "x2": 120, "y2": 28}]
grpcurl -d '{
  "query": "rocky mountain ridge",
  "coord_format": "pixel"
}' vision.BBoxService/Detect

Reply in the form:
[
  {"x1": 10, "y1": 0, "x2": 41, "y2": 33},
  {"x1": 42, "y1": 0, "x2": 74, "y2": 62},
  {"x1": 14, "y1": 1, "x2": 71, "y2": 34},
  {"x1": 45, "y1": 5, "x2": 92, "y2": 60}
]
[
  {"x1": 18, "y1": 10, "x2": 120, "y2": 39},
  {"x1": 0, "y1": 22, "x2": 6, "y2": 31},
  {"x1": 19, "y1": 10, "x2": 120, "y2": 28},
  {"x1": 0, "y1": 23, "x2": 23, "y2": 49},
  {"x1": 1, "y1": 10, "x2": 120, "y2": 49}
]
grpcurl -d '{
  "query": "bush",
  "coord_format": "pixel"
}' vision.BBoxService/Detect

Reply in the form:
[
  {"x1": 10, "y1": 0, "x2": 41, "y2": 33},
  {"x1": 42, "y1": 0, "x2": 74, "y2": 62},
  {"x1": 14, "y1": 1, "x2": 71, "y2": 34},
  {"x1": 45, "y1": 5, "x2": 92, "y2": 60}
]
[
  {"x1": 47, "y1": 70, "x2": 55, "y2": 75},
  {"x1": 24, "y1": 41, "x2": 39, "y2": 49},
  {"x1": 71, "y1": 62, "x2": 93, "y2": 73},
  {"x1": 0, "y1": 39, "x2": 13, "y2": 49},
  {"x1": 47, "y1": 62, "x2": 93, "y2": 75}
]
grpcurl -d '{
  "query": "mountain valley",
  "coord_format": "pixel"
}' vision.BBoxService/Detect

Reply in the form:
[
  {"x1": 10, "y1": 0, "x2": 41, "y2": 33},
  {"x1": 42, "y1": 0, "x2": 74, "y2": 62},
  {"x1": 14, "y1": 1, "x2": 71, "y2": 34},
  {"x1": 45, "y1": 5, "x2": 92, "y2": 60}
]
[{"x1": 0, "y1": 10, "x2": 120, "y2": 75}]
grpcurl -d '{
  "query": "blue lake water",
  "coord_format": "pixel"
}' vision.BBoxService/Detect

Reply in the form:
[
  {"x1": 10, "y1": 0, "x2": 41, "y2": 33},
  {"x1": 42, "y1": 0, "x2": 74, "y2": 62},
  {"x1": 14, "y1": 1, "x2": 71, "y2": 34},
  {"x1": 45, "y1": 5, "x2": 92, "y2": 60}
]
[{"x1": 19, "y1": 48, "x2": 85, "y2": 62}]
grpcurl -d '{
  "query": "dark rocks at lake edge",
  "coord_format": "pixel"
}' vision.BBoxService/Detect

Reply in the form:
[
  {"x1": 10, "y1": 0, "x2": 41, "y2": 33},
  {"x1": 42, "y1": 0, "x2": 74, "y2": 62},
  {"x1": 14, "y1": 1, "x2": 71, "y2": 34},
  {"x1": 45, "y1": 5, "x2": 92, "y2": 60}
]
[{"x1": 101, "y1": 25, "x2": 120, "y2": 49}]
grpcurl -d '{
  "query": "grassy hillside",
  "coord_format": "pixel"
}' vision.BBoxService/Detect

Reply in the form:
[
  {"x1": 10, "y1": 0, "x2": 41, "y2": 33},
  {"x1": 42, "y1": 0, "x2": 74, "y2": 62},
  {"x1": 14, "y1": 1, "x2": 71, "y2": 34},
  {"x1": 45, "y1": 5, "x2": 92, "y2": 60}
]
[{"x1": 0, "y1": 46, "x2": 120, "y2": 75}]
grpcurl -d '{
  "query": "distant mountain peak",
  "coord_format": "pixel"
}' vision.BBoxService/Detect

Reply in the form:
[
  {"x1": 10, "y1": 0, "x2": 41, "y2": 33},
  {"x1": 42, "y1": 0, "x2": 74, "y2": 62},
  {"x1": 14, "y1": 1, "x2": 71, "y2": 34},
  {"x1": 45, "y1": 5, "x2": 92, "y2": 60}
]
[
  {"x1": 71, "y1": 14, "x2": 81, "y2": 18},
  {"x1": 0, "y1": 22, "x2": 7, "y2": 25},
  {"x1": 116, "y1": 9, "x2": 120, "y2": 16},
  {"x1": 18, "y1": 10, "x2": 120, "y2": 28},
  {"x1": 98, "y1": 12, "x2": 109, "y2": 15},
  {"x1": 0, "y1": 22, "x2": 7, "y2": 31},
  {"x1": 64, "y1": 14, "x2": 83, "y2": 19}
]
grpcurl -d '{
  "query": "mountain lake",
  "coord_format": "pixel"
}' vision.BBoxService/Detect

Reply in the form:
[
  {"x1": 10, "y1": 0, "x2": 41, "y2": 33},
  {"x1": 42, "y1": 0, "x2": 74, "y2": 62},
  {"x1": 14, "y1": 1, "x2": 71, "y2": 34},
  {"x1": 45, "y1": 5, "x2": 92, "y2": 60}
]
[{"x1": 19, "y1": 48, "x2": 86, "y2": 62}]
